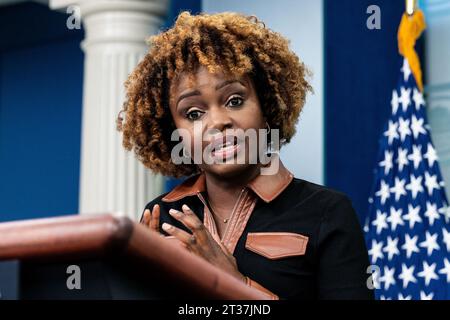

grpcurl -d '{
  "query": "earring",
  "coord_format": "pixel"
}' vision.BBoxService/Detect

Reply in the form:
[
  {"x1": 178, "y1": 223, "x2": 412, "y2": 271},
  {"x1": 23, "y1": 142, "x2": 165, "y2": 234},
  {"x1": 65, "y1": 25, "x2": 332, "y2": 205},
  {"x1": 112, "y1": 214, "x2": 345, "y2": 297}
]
[
  {"x1": 265, "y1": 122, "x2": 272, "y2": 156},
  {"x1": 265, "y1": 121, "x2": 271, "y2": 134}
]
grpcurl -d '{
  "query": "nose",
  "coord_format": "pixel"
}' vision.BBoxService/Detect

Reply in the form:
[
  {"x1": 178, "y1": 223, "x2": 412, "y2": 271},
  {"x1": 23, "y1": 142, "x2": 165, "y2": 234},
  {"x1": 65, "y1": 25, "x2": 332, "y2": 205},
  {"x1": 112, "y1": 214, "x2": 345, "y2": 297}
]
[{"x1": 208, "y1": 105, "x2": 233, "y2": 132}]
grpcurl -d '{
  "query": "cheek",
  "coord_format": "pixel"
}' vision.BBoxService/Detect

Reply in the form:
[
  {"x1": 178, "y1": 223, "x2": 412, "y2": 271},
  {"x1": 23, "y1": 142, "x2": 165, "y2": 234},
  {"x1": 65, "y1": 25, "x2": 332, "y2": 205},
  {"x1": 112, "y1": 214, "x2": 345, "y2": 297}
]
[
  {"x1": 170, "y1": 118, "x2": 196, "y2": 151},
  {"x1": 179, "y1": 126, "x2": 203, "y2": 154},
  {"x1": 237, "y1": 102, "x2": 265, "y2": 130}
]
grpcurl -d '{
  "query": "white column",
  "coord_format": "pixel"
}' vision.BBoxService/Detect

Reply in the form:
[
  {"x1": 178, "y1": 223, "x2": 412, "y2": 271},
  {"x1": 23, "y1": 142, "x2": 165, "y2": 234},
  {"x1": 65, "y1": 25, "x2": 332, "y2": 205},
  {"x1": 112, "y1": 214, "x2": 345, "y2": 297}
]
[{"x1": 50, "y1": 0, "x2": 169, "y2": 220}]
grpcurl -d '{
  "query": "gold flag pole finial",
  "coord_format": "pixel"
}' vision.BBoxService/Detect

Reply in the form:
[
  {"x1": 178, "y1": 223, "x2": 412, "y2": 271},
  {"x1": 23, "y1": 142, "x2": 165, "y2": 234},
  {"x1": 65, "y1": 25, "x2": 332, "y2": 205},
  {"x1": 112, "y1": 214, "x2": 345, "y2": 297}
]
[{"x1": 398, "y1": 0, "x2": 426, "y2": 91}]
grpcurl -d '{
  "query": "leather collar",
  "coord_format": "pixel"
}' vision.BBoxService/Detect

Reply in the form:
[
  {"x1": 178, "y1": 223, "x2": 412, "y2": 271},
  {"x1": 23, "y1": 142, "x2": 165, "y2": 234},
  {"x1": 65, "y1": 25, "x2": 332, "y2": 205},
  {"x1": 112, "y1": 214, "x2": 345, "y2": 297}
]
[{"x1": 162, "y1": 157, "x2": 294, "y2": 203}]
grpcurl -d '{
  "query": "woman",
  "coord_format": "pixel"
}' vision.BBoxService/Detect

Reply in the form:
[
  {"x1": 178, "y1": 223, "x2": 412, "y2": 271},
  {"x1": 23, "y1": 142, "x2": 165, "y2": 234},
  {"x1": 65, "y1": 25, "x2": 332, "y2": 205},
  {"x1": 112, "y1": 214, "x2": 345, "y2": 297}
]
[{"x1": 117, "y1": 11, "x2": 373, "y2": 300}]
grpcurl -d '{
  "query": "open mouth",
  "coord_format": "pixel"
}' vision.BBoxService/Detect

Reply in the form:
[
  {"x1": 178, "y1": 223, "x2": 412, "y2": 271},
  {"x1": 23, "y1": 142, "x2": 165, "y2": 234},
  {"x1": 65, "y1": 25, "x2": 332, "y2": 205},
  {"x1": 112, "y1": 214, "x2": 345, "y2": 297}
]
[{"x1": 210, "y1": 135, "x2": 241, "y2": 160}]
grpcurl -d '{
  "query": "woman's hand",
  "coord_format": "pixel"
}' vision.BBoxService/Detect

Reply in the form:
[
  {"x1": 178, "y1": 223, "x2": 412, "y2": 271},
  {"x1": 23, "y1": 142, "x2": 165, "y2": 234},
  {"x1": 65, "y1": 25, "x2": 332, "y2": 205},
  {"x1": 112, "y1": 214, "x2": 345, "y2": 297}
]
[
  {"x1": 141, "y1": 204, "x2": 160, "y2": 232},
  {"x1": 162, "y1": 204, "x2": 245, "y2": 283}
]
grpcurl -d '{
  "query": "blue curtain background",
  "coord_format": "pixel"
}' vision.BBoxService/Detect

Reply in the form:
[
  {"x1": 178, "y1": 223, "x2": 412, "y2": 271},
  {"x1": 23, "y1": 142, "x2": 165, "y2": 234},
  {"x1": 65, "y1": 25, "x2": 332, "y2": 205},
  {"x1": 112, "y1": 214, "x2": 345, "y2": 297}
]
[
  {"x1": 0, "y1": 3, "x2": 84, "y2": 222},
  {"x1": 324, "y1": 0, "x2": 425, "y2": 223}
]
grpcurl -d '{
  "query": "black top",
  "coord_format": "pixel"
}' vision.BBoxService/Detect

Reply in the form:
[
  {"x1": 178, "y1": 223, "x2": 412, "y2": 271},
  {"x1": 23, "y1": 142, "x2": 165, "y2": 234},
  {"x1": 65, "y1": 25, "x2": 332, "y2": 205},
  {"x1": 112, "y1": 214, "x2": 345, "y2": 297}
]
[{"x1": 143, "y1": 177, "x2": 374, "y2": 300}]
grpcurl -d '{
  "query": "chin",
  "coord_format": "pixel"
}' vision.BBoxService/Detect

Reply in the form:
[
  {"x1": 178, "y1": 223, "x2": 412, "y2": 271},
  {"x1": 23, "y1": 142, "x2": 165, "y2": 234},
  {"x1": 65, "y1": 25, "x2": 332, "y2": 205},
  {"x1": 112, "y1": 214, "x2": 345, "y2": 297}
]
[
  {"x1": 200, "y1": 144, "x2": 261, "y2": 179},
  {"x1": 204, "y1": 162, "x2": 253, "y2": 179}
]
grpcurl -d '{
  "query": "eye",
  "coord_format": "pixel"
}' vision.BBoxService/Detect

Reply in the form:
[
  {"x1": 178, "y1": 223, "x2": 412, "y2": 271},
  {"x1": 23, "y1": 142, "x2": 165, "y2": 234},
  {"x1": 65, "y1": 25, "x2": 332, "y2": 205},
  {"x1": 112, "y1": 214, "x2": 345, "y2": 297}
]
[
  {"x1": 226, "y1": 95, "x2": 244, "y2": 108},
  {"x1": 185, "y1": 109, "x2": 204, "y2": 121}
]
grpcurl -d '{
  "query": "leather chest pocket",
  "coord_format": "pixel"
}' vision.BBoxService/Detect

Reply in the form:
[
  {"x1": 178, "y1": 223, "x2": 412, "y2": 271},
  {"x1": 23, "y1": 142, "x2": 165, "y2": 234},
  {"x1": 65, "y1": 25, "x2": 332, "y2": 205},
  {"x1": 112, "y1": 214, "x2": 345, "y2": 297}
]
[{"x1": 245, "y1": 232, "x2": 309, "y2": 260}]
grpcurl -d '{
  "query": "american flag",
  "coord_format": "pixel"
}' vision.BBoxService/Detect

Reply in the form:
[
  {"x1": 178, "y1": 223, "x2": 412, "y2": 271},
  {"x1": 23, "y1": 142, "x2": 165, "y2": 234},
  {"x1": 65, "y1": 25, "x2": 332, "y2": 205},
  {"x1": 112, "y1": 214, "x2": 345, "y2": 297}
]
[{"x1": 364, "y1": 57, "x2": 450, "y2": 300}]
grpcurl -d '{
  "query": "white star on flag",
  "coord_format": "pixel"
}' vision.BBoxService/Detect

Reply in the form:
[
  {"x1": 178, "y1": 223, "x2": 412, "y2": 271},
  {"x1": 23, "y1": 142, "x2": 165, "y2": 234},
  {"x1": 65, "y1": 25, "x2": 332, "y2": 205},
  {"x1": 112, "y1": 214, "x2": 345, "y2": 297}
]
[
  {"x1": 401, "y1": 234, "x2": 420, "y2": 258},
  {"x1": 379, "y1": 150, "x2": 394, "y2": 175},
  {"x1": 412, "y1": 88, "x2": 425, "y2": 110},
  {"x1": 438, "y1": 258, "x2": 450, "y2": 283},
  {"x1": 369, "y1": 239, "x2": 384, "y2": 264},
  {"x1": 420, "y1": 291, "x2": 434, "y2": 300},
  {"x1": 387, "y1": 206, "x2": 404, "y2": 231},
  {"x1": 398, "y1": 293, "x2": 412, "y2": 300},
  {"x1": 405, "y1": 174, "x2": 423, "y2": 199},
  {"x1": 399, "y1": 87, "x2": 411, "y2": 112},
  {"x1": 380, "y1": 266, "x2": 396, "y2": 290},
  {"x1": 397, "y1": 148, "x2": 409, "y2": 172},
  {"x1": 403, "y1": 204, "x2": 422, "y2": 229},
  {"x1": 442, "y1": 228, "x2": 450, "y2": 252},
  {"x1": 391, "y1": 89, "x2": 400, "y2": 114},
  {"x1": 398, "y1": 117, "x2": 411, "y2": 141},
  {"x1": 438, "y1": 206, "x2": 450, "y2": 224},
  {"x1": 372, "y1": 210, "x2": 388, "y2": 235},
  {"x1": 375, "y1": 180, "x2": 391, "y2": 205},
  {"x1": 384, "y1": 120, "x2": 399, "y2": 145},
  {"x1": 419, "y1": 231, "x2": 440, "y2": 256},
  {"x1": 411, "y1": 114, "x2": 426, "y2": 139},
  {"x1": 383, "y1": 236, "x2": 400, "y2": 261},
  {"x1": 424, "y1": 172, "x2": 440, "y2": 195},
  {"x1": 390, "y1": 177, "x2": 407, "y2": 201},
  {"x1": 424, "y1": 202, "x2": 440, "y2": 226},
  {"x1": 417, "y1": 261, "x2": 439, "y2": 286},
  {"x1": 407, "y1": 145, "x2": 422, "y2": 169},
  {"x1": 424, "y1": 143, "x2": 438, "y2": 167},
  {"x1": 398, "y1": 263, "x2": 417, "y2": 289},
  {"x1": 401, "y1": 58, "x2": 411, "y2": 82}
]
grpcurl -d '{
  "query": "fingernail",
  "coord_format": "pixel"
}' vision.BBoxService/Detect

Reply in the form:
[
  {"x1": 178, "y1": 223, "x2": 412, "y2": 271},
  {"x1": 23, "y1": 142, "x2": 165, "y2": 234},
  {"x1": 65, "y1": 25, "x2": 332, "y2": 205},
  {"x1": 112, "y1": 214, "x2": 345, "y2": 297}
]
[
  {"x1": 162, "y1": 223, "x2": 172, "y2": 231},
  {"x1": 182, "y1": 204, "x2": 190, "y2": 211},
  {"x1": 169, "y1": 209, "x2": 181, "y2": 216}
]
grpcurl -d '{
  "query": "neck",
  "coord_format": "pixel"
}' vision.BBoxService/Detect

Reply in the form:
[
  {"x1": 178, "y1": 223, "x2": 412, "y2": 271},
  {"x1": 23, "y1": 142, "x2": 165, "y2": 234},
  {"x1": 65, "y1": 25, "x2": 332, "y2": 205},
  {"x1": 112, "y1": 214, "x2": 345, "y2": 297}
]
[{"x1": 204, "y1": 165, "x2": 261, "y2": 212}]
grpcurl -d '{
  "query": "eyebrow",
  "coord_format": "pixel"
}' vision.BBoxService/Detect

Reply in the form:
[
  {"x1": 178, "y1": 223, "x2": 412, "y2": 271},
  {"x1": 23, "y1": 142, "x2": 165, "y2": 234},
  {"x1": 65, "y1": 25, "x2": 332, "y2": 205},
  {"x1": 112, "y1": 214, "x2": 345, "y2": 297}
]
[{"x1": 175, "y1": 79, "x2": 246, "y2": 107}]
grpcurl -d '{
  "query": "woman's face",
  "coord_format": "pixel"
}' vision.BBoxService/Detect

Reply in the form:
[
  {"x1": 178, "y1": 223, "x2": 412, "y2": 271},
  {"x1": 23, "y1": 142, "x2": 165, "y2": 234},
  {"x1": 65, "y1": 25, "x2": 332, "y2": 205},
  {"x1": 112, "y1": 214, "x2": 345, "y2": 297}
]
[{"x1": 169, "y1": 65, "x2": 266, "y2": 178}]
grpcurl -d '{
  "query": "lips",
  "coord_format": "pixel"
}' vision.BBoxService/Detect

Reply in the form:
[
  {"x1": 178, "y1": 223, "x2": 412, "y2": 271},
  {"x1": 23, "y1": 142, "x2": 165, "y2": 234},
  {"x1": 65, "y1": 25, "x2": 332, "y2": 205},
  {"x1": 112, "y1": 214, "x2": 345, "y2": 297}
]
[
  {"x1": 209, "y1": 135, "x2": 238, "y2": 152},
  {"x1": 209, "y1": 135, "x2": 241, "y2": 159}
]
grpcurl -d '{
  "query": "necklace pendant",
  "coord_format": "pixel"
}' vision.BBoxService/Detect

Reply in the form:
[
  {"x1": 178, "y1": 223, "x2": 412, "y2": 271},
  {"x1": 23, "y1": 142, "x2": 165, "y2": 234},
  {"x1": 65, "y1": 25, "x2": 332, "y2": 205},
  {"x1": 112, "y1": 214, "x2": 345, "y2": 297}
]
[{"x1": 223, "y1": 218, "x2": 228, "y2": 223}]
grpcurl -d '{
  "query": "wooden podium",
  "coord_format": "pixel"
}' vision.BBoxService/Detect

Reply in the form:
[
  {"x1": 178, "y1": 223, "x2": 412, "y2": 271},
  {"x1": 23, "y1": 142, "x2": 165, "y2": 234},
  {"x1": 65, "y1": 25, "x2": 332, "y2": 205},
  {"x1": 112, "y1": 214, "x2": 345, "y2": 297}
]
[{"x1": 0, "y1": 214, "x2": 270, "y2": 300}]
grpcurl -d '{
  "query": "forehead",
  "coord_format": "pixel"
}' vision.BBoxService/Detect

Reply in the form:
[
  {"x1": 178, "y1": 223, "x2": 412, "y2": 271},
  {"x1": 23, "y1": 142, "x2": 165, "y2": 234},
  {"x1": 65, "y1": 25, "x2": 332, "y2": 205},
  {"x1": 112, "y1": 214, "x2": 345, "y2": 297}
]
[{"x1": 171, "y1": 66, "x2": 250, "y2": 94}]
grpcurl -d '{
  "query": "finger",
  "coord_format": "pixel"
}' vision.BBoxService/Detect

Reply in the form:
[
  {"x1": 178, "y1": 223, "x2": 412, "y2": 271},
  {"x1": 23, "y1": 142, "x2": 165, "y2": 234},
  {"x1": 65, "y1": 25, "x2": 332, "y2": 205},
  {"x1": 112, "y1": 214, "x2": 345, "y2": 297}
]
[
  {"x1": 168, "y1": 206, "x2": 203, "y2": 231},
  {"x1": 180, "y1": 204, "x2": 208, "y2": 242},
  {"x1": 161, "y1": 222, "x2": 196, "y2": 246},
  {"x1": 150, "y1": 204, "x2": 160, "y2": 232},
  {"x1": 141, "y1": 209, "x2": 151, "y2": 227}
]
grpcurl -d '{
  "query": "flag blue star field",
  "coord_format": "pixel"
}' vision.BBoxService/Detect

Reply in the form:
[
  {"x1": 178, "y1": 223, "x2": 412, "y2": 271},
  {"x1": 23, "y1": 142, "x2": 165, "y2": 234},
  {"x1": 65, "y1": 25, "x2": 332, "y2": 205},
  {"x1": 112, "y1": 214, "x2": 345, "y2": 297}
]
[{"x1": 364, "y1": 58, "x2": 450, "y2": 300}]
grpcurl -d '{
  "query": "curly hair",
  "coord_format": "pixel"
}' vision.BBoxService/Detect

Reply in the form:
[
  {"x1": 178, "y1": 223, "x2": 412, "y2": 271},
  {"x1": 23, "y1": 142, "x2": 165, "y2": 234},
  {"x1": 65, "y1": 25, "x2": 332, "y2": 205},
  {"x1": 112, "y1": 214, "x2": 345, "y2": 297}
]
[{"x1": 116, "y1": 11, "x2": 312, "y2": 178}]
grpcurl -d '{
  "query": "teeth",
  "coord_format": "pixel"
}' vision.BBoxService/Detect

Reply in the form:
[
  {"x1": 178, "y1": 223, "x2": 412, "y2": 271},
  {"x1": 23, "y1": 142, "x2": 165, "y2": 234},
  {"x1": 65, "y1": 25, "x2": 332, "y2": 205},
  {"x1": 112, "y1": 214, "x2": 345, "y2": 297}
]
[{"x1": 216, "y1": 141, "x2": 234, "y2": 151}]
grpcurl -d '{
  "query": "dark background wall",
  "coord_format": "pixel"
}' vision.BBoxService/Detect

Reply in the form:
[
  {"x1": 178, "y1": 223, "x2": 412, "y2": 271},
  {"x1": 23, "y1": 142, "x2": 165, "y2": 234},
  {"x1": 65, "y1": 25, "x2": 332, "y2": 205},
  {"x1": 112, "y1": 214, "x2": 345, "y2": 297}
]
[
  {"x1": 324, "y1": 0, "x2": 425, "y2": 223},
  {"x1": 0, "y1": 3, "x2": 84, "y2": 222},
  {"x1": 0, "y1": 0, "x2": 201, "y2": 222}
]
